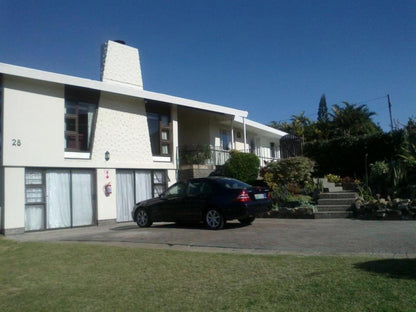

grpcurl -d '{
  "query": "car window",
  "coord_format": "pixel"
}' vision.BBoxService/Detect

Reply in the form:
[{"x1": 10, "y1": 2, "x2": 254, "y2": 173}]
[
  {"x1": 164, "y1": 182, "x2": 186, "y2": 197},
  {"x1": 187, "y1": 181, "x2": 212, "y2": 196},
  {"x1": 215, "y1": 178, "x2": 250, "y2": 189}
]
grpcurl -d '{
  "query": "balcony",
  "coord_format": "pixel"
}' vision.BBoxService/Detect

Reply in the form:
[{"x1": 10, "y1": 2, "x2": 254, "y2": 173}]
[{"x1": 178, "y1": 145, "x2": 277, "y2": 168}]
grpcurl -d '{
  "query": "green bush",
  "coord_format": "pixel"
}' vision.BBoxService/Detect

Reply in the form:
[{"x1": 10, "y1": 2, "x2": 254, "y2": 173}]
[
  {"x1": 179, "y1": 144, "x2": 211, "y2": 165},
  {"x1": 223, "y1": 150, "x2": 260, "y2": 183},
  {"x1": 262, "y1": 156, "x2": 315, "y2": 187}
]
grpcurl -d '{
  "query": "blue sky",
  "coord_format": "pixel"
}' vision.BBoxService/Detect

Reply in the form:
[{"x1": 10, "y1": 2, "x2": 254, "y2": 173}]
[{"x1": 1, "y1": 0, "x2": 414, "y2": 131}]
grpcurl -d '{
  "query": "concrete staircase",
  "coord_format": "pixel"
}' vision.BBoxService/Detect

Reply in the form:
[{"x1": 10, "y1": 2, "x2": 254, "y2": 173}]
[{"x1": 315, "y1": 178, "x2": 357, "y2": 219}]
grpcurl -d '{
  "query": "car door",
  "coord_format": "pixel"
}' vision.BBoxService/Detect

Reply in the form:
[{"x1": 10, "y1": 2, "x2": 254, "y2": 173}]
[
  {"x1": 154, "y1": 182, "x2": 186, "y2": 221},
  {"x1": 179, "y1": 180, "x2": 212, "y2": 221}
]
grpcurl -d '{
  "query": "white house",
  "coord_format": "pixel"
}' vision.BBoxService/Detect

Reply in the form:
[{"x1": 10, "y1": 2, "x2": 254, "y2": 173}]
[{"x1": 0, "y1": 40, "x2": 286, "y2": 234}]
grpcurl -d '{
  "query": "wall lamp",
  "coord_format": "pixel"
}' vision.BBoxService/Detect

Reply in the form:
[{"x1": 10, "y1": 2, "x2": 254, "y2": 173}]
[{"x1": 105, "y1": 151, "x2": 110, "y2": 161}]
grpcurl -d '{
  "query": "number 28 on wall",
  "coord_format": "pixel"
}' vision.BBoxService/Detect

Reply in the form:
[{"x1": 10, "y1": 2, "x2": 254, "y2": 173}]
[{"x1": 12, "y1": 139, "x2": 22, "y2": 146}]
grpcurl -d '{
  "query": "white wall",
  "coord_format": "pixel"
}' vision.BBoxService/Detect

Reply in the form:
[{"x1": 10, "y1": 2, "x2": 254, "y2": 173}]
[
  {"x1": 3, "y1": 167, "x2": 25, "y2": 232},
  {"x1": 96, "y1": 168, "x2": 117, "y2": 221},
  {"x1": 92, "y1": 92, "x2": 154, "y2": 168},
  {"x1": 2, "y1": 76, "x2": 177, "y2": 170},
  {"x1": 3, "y1": 76, "x2": 65, "y2": 167}
]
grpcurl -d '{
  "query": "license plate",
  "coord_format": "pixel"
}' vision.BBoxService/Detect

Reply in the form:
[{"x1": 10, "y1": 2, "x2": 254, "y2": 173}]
[{"x1": 254, "y1": 193, "x2": 266, "y2": 200}]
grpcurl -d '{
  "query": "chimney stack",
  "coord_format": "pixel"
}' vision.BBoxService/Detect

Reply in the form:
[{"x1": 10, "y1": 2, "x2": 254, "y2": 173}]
[{"x1": 101, "y1": 40, "x2": 143, "y2": 89}]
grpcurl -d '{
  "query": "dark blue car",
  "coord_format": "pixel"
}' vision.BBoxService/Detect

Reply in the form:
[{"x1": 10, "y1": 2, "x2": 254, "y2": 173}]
[{"x1": 131, "y1": 177, "x2": 271, "y2": 230}]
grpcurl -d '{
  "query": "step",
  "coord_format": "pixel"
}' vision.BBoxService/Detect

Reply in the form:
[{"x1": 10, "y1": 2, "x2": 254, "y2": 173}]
[
  {"x1": 319, "y1": 192, "x2": 357, "y2": 199},
  {"x1": 315, "y1": 211, "x2": 353, "y2": 219},
  {"x1": 318, "y1": 198, "x2": 356, "y2": 205},
  {"x1": 323, "y1": 186, "x2": 344, "y2": 192},
  {"x1": 317, "y1": 204, "x2": 352, "y2": 212}
]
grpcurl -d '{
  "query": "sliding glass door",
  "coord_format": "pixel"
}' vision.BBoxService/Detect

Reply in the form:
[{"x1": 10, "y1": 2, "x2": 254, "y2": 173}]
[
  {"x1": 116, "y1": 170, "x2": 166, "y2": 222},
  {"x1": 25, "y1": 169, "x2": 95, "y2": 231}
]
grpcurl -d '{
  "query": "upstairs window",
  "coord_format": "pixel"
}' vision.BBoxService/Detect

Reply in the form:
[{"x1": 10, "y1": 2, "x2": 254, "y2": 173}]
[
  {"x1": 146, "y1": 101, "x2": 172, "y2": 157},
  {"x1": 65, "y1": 86, "x2": 99, "y2": 152}
]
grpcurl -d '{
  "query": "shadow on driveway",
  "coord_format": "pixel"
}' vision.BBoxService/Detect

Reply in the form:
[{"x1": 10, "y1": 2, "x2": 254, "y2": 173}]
[{"x1": 110, "y1": 221, "x2": 249, "y2": 231}]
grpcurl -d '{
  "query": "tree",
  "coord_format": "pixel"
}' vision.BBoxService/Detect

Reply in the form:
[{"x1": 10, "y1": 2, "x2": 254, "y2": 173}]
[
  {"x1": 329, "y1": 101, "x2": 382, "y2": 138},
  {"x1": 317, "y1": 94, "x2": 329, "y2": 123}
]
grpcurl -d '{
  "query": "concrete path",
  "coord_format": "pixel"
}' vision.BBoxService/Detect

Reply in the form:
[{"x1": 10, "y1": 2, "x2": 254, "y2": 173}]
[{"x1": 7, "y1": 219, "x2": 416, "y2": 258}]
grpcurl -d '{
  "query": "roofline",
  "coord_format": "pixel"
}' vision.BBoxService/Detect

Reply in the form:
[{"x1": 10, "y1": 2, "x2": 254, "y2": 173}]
[
  {"x1": 0, "y1": 62, "x2": 249, "y2": 118},
  {"x1": 234, "y1": 116, "x2": 287, "y2": 137}
]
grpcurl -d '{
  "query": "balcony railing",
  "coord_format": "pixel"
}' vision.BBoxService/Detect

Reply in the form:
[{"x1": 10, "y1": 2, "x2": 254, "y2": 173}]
[{"x1": 178, "y1": 145, "x2": 278, "y2": 167}]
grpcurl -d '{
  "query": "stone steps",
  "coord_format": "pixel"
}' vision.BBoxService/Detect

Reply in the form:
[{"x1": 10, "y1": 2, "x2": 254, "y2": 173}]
[{"x1": 315, "y1": 179, "x2": 357, "y2": 219}]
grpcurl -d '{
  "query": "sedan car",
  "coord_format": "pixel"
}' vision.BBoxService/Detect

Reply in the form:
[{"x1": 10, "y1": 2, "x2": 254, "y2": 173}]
[{"x1": 131, "y1": 177, "x2": 271, "y2": 230}]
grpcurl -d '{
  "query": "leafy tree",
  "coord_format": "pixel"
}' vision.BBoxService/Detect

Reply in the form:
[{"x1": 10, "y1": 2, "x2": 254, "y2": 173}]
[{"x1": 330, "y1": 101, "x2": 382, "y2": 138}]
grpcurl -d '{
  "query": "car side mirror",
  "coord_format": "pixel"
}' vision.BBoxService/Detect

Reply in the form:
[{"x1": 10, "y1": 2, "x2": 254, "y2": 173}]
[{"x1": 159, "y1": 193, "x2": 166, "y2": 199}]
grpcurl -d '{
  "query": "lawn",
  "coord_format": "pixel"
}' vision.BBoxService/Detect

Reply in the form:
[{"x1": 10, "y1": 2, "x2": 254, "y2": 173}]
[{"x1": 1, "y1": 238, "x2": 415, "y2": 312}]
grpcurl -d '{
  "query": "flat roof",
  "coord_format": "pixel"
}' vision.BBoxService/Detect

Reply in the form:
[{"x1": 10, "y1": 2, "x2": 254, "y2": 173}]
[
  {"x1": 234, "y1": 116, "x2": 287, "y2": 137},
  {"x1": 0, "y1": 62, "x2": 248, "y2": 118}
]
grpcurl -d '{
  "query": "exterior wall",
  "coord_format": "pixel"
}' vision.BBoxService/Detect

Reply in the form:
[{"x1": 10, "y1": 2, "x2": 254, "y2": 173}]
[
  {"x1": 92, "y1": 92, "x2": 153, "y2": 168},
  {"x1": 3, "y1": 76, "x2": 65, "y2": 167},
  {"x1": 2, "y1": 167, "x2": 25, "y2": 233},
  {"x1": 178, "y1": 108, "x2": 211, "y2": 146},
  {"x1": 2, "y1": 76, "x2": 177, "y2": 170},
  {"x1": 96, "y1": 168, "x2": 117, "y2": 222}
]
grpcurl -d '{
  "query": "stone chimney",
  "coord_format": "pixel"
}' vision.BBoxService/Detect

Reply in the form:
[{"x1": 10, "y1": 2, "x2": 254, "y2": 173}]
[{"x1": 100, "y1": 40, "x2": 143, "y2": 89}]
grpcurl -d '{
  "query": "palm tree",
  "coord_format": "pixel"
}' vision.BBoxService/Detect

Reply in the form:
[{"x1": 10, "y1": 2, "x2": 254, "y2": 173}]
[{"x1": 329, "y1": 102, "x2": 382, "y2": 137}]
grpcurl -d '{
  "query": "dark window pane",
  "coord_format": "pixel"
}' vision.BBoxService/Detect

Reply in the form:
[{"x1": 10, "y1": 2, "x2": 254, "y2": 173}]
[{"x1": 66, "y1": 134, "x2": 78, "y2": 149}]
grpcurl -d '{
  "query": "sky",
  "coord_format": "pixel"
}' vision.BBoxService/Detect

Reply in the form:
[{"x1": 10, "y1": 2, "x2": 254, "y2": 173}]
[{"x1": 0, "y1": 0, "x2": 414, "y2": 131}]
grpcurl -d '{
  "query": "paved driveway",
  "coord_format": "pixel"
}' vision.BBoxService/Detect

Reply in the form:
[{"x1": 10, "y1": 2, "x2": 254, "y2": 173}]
[{"x1": 8, "y1": 219, "x2": 416, "y2": 258}]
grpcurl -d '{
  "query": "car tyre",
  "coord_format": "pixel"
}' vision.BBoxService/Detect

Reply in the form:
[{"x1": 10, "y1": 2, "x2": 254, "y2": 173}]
[
  {"x1": 238, "y1": 216, "x2": 255, "y2": 225},
  {"x1": 135, "y1": 209, "x2": 153, "y2": 227},
  {"x1": 205, "y1": 209, "x2": 225, "y2": 230}
]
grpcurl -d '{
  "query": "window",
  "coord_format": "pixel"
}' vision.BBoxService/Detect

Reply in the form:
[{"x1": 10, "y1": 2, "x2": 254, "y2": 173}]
[
  {"x1": 165, "y1": 182, "x2": 186, "y2": 197},
  {"x1": 220, "y1": 129, "x2": 230, "y2": 150},
  {"x1": 187, "y1": 180, "x2": 212, "y2": 196},
  {"x1": 65, "y1": 86, "x2": 99, "y2": 152},
  {"x1": 270, "y1": 142, "x2": 276, "y2": 158},
  {"x1": 24, "y1": 169, "x2": 95, "y2": 231},
  {"x1": 146, "y1": 101, "x2": 172, "y2": 156}
]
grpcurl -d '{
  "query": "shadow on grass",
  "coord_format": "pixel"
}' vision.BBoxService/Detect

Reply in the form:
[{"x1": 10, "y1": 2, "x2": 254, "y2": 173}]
[{"x1": 355, "y1": 259, "x2": 416, "y2": 280}]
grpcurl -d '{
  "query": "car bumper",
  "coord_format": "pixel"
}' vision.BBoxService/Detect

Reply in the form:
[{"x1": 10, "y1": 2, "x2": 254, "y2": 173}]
[{"x1": 223, "y1": 200, "x2": 272, "y2": 220}]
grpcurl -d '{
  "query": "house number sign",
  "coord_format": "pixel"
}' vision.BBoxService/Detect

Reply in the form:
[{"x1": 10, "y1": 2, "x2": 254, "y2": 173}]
[{"x1": 12, "y1": 139, "x2": 22, "y2": 146}]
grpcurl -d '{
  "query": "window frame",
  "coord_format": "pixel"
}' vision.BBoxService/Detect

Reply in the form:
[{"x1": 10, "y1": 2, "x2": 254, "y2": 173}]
[
  {"x1": 145, "y1": 101, "x2": 172, "y2": 157},
  {"x1": 24, "y1": 168, "x2": 97, "y2": 231},
  {"x1": 64, "y1": 86, "x2": 99, "y2": 153}
]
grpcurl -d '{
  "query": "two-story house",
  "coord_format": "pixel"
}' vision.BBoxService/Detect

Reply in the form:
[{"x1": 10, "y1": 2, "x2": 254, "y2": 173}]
[{"x1": 0, "y1": 40, "x2": 286, "y2": 234}]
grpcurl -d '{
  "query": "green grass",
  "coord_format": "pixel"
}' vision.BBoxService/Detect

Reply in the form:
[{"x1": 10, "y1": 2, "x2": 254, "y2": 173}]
[{"x1": 1, "y1": 238, "x2": 415, "y2": 312}]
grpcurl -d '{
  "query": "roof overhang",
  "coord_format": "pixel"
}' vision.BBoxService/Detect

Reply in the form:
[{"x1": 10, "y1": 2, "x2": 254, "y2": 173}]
[
  {"x1": 234, "y1": 116, "x2": 287, "y2": 138},
  {"x1": 0, "y1": 62, "x2": 248, "y2": 118}
]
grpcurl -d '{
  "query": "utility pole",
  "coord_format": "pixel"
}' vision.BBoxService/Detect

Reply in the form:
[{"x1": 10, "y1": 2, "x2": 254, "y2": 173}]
[{"x1": 387, "y1": 94, "x2": 393, "y2": 131}]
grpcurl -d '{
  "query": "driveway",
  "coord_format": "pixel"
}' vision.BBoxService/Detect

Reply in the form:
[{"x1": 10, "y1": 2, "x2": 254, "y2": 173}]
[{"x1": 7, "y1": 219, "x2": 416, "y2": 258}]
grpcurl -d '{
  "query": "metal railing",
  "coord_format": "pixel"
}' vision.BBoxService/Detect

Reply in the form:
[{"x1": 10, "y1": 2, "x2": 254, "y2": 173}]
[{"x1": 178, "y1": 145, "x2": 278, "y2": 167}]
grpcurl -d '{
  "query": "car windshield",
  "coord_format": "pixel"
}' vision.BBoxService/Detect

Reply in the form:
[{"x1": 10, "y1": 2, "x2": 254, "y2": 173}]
[{"x1": 214, "y1": 178, "x2": 251, "y2": 189}]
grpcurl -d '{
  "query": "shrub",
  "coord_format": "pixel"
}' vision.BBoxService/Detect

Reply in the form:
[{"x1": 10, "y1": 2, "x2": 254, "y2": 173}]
[
  {"x1": 324, "y1": 174, "x2": 341, "y2": 184},
  {"x1": 262, "y1": 156, "x2": 315, "y2": 187},
  {"x1": 179, "y1": 144, "x2": 211, "y2": 165},
  {"x1": 223, "y1": 150, "x2": 260, "y2": 183}
]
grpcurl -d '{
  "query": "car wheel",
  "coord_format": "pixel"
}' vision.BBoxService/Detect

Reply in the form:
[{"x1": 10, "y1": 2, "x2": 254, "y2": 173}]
[
  {"x1": 205, "y1": 209, "x2": 225, "y2": 230},
  {"x1": 135, "y1": 209, "x2": 152, "y2": 227},
  {"x1": 238, "y1": 216, "x2": 255, "y2": 225}
]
